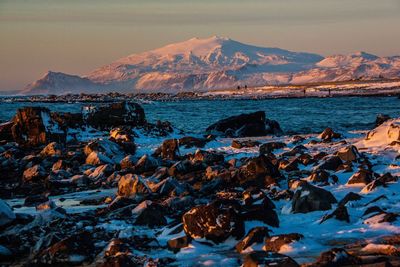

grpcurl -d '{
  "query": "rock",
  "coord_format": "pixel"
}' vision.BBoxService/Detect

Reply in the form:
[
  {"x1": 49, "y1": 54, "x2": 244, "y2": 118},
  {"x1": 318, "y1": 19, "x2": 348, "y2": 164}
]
[
  {"x1": 317, "y1": 156, "x2": 343, "y2": 171},
  {"x1": 238, "y1": 155, "x2": 282, "y2": 188},
  {"x1": 151, "y1": 177, "x2": 191, "y2": 197},
  {"x1": 361, "y1": 179, "x2": 385, "y2": 193},
  {"x1": 119, "y1": 155, "x2": 136, "y2": 170},
  {"x1": 117, "y1": 173, "x2": 150, "y2": 198},
  {"x1": 364, "y1": 212, "x2": 398, "y2": 224},
  {"x1": 378, "y1": 172, "x2": 398, "y2": 183},
  {"x1": 236, "y1": 227, "x2": 270, "y2": 253},
  {"x1": 88, "y1": 164, "x2": 114, "y2": 181},
  {"x1": 0, "y1": 121, "x2": 14, "y2": 142},
  {"x1": 178, "y1": 136, "x2": 208, "y2": 148},
  {"x1": 134, "y1": 154, "x2": 160, "y2": 174},
  {"x1": 155, "y1": 139, "x2": 180, "y2": 160},
  {"x1": 182, "y1": 200, "x2": 244, "y2": 243},
  {"x1": 263, "y1": 233, "x2": 303, "y2": 252},
  {"x1": 109, "y1": 127, "x2": 133, "y2": 143},
  {"x1": 291, "y1": 181, "x2": 337, "y2": 213},
  {"x1": 338, "y1": 192, "x2": 362, "y2": 206},
  {"x1": 310, "y1": 248, "x2": 361, "y2": 266},
  {"x1": 36, "y1": 231, "x2": 95, "y2": 265},
  {"x1": 242, "y1": 190, "x2": 279, "y2": 227},
  {"x1": 86, "y1": 151, "x2": 114, "y2": 165},
  {"x1": 347, "y1": 169, "x2": 373, "y2": 185},
  {"x1": 133, "y1": 201, "x2": 167, "y2": 227},
  {"x1": 104, "y1": 238, "x2": 131, "y2": 257},
  {"x1": 24, "y1": 195, "x2": 49, "y2": 207},
  {"x1": 361, "y1": 243, "x2": 400, "y2": 256},
  {"x1": 84, "y1": 101, "x2": 146, "y2": 130},
  {"x1": 0, "y1": 244, "x2": 13, "y2": 261},
  {"x1": 375, "y1": 114, "x2": 391, "y2": 127},
  {"x1": 309, "y1": 169, "x2": 330, "y2": 183},
  {"x1": 84, "y1": 139, "x2": 124, "y2": 161},
  {"x1": 192, "y1": 149, "x2": 224, "y2": 165},
  {"x1": 109, "y1": 128, "x2": 136, "y2": 154},
  {"x1": 259, "y1": 142, "x2": 286, "y2": 154},
  {"x1": 205, "y1": 111, "x2": 282, "y2": 137},
  {"x1": 336, "y1": 145, "x2": 359, "y2": 162},
  {"x1": 0, "y1": 198, "x2": 16, "y2": 227},
  {"x1": 11, "y1": 107, "x2": 66, "y2": 146},
  {"x1": 318, "y1": 127, "x2": 341, "y2": 141},
  {"x1": 23, "y1": 164, "x2": 47, "y2": 182},
  {"x1": 242, "y1": 251, "x2": 299, "y2": 267},
  {"x1": 232, "y1": 140, "x2": 261, "y2": 149},
  {"x1": 167, "y1": 236, "x2": 191, "y2": 253},
  {"x1": 320, "y1": 205, "x2": 350, "y2": 223},
  {"x1": 40, "y1": 142, "x2": 63, "y2": 157}
]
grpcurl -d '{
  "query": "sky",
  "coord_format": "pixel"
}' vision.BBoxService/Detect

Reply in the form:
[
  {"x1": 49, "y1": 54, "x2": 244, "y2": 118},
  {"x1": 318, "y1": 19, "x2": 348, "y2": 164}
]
[{"x1": 0, "y1": 0, "x2": 400, "y2": 91}]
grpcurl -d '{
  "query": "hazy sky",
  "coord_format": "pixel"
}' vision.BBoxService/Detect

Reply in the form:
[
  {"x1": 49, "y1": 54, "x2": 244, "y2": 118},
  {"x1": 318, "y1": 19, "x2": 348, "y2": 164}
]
[{"x1": 1, "y1": 0, "x2": 400, "y2": 91}]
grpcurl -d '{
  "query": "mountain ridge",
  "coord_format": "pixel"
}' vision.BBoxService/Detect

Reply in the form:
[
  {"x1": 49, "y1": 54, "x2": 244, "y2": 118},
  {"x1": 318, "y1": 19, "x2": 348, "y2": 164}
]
[{"x1": 24, "y1": 36, "x2": 400, "y2": 95}]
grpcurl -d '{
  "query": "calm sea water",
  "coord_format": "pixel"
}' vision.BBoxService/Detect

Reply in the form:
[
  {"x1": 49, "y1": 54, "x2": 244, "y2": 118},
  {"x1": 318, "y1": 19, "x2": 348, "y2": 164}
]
[{"x1": 0, "y1": 97, "x2": 399, "y2": 134}]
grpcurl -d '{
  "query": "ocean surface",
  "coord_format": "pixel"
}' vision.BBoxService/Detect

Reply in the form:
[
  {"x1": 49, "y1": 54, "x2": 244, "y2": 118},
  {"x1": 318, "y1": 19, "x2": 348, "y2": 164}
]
[{"x1": 1, "y1": 96, "x2": 399, "y2": 134}]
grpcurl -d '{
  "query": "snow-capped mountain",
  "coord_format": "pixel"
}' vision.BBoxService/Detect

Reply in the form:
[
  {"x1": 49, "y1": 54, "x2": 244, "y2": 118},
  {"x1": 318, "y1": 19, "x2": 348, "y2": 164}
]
[{"x1": 24, "y1": 36, "x2": 400, "y2": 94}]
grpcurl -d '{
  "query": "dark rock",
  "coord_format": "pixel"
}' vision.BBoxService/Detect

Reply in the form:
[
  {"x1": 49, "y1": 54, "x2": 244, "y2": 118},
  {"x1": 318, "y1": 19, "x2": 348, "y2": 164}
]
[
  {"x1": 259, "y1": 142, "x2": 286, "y2": 154},
  {"x1": 242, "y1": 190, "x2": 279, "y2": 227},
  {"x1": 309, "y1": 169, "x2": 330, "y2": 183},
  {"x1": 192, "y1": 149, "x2": 224, "y2": 165},
  {"x1": 347, "y1": 169, "x2": 373, "y2": 185},
  {"x1": 35, "y1": 231, "x2": 95, "y2": 265},
  {"x1": 133, "y1": 201, "x2": 167, "y2": 227},
  {"x1": 24, "y1": 195, "x2": 49, "y2": 207},
  {"x1": 242, "y1": 251, "x2": 299, "y2": 267},
  {"x1": 264, "y1": 233, "x2": 303, "y2": 252},
  {"x1": 134, "y1": 154, "x2": 160, "y2": 175},
  {"x1": 167, "y1": 236, "x2": 191, "y2": 253},
  {"x1": 236, "y1": 227, "x2": 270, "y2": 253},
  {"x1": 338, "y1": 192, "x2": 362, "y2": 206},
  {"x1": 310, "y1": 248, "x2": 361, "y2": 267},
  {"x1": 238, "y1": 155, "x2": 282, "y2": 188},
  {"x1": 182, "y1": 200, "x2": 244, "y2": 243},
  {"x1": 154, "y1": 139, "x2": 180, "y2": 160},
  {"x1": 336, "y1": 145, "x2": 359, "y2": 162},
  {"x1": 40, "y1": 142, "x2": 63, "y2": 157},
  {"x1": 291, "y1": 181, "x2": 337, "y2": 213},
  {"x1": 320, "y1": 205, "x2": 350, "y2": 224},
  {"x1": 119, "y1": 155, "x2": 136, "y2": 170},
  {"x1": 232, "y1": 140, "x2": 261, "y2": 149},
  {"x1": 205, "y1": 111, "x2": 282, "y2": 137},
  {"x1": 23, "y1": 164, "x2": 47, "y2": 182},
  {"x1": 317, "y1": 156, "x2": 343, "y2": 171},
  {"x1": 84, "y1": 101, "x2": 146, "y2": 130},
  {"x1": 0, "y1": 198, "x2": 16, "y2": 227},
  {"x1": 319, "y1": 127, "x2": 341, "y2": 141},
  {"x1": 375, "y1": 114, "x2": 391, "y2": 127},
  {"x1": 178, "y1": 136, "x2": 208, "y2": 148}
]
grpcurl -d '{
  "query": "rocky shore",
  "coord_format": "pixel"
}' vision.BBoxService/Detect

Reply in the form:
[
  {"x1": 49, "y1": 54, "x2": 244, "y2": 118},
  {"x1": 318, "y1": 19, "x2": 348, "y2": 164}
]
[{"x1": 1, "y1": 101, "x2": 400, "y2": 266}]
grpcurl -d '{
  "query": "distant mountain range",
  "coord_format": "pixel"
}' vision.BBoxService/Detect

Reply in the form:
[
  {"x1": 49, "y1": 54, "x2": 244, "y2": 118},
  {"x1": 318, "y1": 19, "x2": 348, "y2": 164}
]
[{"x1": 24, "y1": 36, "x2": 400, "y2": 95}]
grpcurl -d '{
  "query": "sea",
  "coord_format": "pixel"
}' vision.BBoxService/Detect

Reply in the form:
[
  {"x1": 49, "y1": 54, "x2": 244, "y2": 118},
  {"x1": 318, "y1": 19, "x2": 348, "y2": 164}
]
[{"x1": 0, "y1": 96, "x2": 399, "y2": 134}]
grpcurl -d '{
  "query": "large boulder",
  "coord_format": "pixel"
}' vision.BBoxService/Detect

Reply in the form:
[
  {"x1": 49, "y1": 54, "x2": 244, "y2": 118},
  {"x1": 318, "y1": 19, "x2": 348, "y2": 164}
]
[
  {"x1": 182, "y1": 200, "x2": 244, "y2": 243},
  {"x1": 205, "y1": 111, "x2": 282, "y2": 137},
  {"x1": 11, "y1": 107, "x2": 66, "y2": 146},
  {"x1": 84, "y1": 101, "x2": 146, "y2": 130},
  {"x1": 291, "y1": 181, "x2": 337, "y2": 213}
]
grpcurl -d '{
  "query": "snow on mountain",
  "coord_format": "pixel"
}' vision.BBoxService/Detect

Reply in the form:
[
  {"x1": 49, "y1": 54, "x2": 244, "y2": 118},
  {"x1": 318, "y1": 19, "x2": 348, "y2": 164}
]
[{"x1": 24, "y1": 36, "x2": 400, "y2": 95}]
